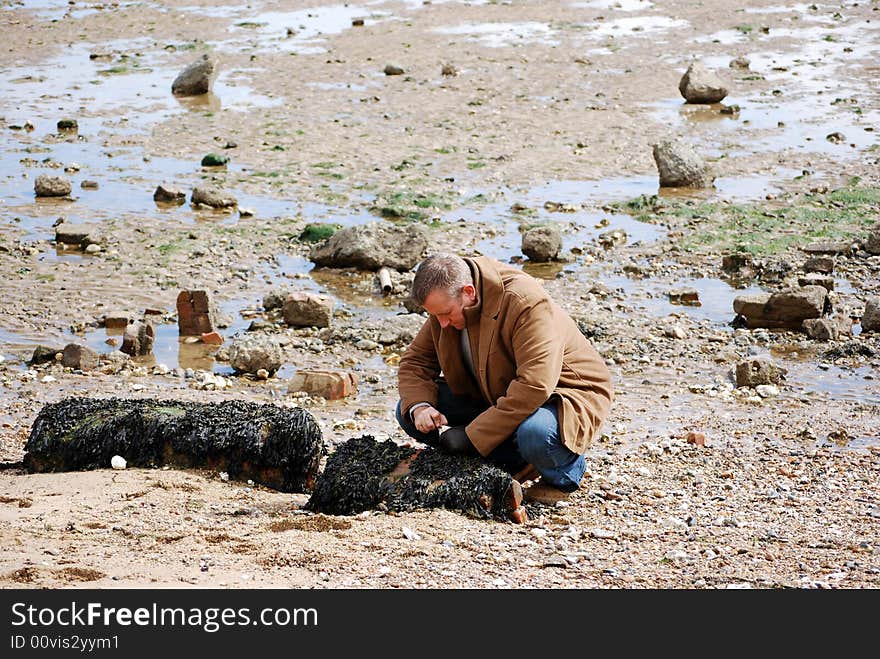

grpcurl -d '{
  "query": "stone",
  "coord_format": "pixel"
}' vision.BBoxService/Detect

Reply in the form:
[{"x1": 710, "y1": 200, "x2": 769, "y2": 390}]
[
  {"x1": 172, "y1": 54, "x2": 215, "y2": 96},
  {"x1": 282, "y1": 292, "x2": 334, "y2": 328},
  {"x1": 191, "y1": 185, "x2": 237, "y2": 209},
  {"x1": 228, "y1": 334, "x2": 284, "y2": 375},
  {"x1": 441, "y1": 63, "x2": 459, "y2": 76},
  {"x1": 803, "y1": 318, "x2": 839, "y2": 341},
  {"x1": 57, "y1": 118, "x2": 78, "y2": 131},
  {"x1": 521, "y1": 225, "x2": 562, "y2": 262},
  {"x1": 797, "y1": 274, "x2": 834, "y2": 291},
  {"x1": 722, "y1": 253, "x2": 753, "y2": 272},
  {"x1": 733, "y1": 286, "x2": 827, "y2": 329},
  {"x1": 153, "y1": 184, "x2": 186, "y2": 204},
  {"x1": 865, "y1": 227, "x2": 880, "y2": 255},
  {"x1": 30, "y1": 345, "x2": 63, "y2": 365},
  {"x1": 862, "y1": 297, "x2": 880, "y2": 332},
  {"x1": 801, "y1": 241, "x2": 852, "y2": 255},
  {"x1": 201, "y1": 153, "x2": 229, "y2": 167},
  {"x1": 803, "y1": 256, "x2": 835, "y2": 274},
  {"x1": 598, "y1": 228, "x2": 627, "y2": 249},
  {"x1": 177, "y1": 290, "x2": 217, "y2": 336},
  {"x1": 679, "y1": 61, "x2": 729, "y2": 103},
  {"x1": 729, "y1": 56, "x2": 750, "y2": 69},
  {"x1": 55, "y1": 222, "x2": 99, "y2": 247},
  {"x1": 80, "y1": 180, "x2": 99, "y2": 189},
  {"x1": 61, "y1": 343, "x2": 100, "y2": 371},
  {"x1": 668, "y1": 288, "x2": 700, "y2": 306},
  {"x1": 652, "y1": 140, "x2": 714, "y2": 188},
  {"x1": 384, "y1": 64, "x2": 404, "y2": 75},
  {"x1": 735, "y1": 358, "x2": 787, "y2": 387},
  {"x1": 121, "y1": 321, "x2": 155, "y2": 357},
  {"x1": 102, "y1": 312, "x2": 131, "y2": 330},
  {"x1": 200, "y1": 331, "x2": 224, "y2": 345},
  {"x1": 309, "y1": 222, "x2": 428, "y2": 271},
  {"x1": 110, "y1": 455, "x2": 127, "y2": 470},
  {"x1": 288, "y1": 369, "x2": 358, "y2": 400},
  {"x1": 686, "y1": 431, "x2": 705, "y2": 446},
  {"x1": 34, "y1": 175, "x2": 72, "y2": 197}
]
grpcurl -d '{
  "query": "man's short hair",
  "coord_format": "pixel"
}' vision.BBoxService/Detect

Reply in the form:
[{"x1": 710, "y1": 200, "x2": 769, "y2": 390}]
[{"x1": 410, "y1": 254, "x2": 473, "y2": 306}]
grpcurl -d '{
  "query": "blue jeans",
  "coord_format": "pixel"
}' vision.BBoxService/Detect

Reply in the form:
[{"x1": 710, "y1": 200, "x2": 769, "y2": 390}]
[{"x1": 395, "y1": 381, "x2": 586, "y2": 491}]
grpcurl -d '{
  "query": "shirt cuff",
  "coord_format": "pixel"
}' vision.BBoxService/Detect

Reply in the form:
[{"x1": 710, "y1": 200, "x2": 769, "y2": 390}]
[{"x1": 409, "y1": 402, "x2": 432, "y2": 422}]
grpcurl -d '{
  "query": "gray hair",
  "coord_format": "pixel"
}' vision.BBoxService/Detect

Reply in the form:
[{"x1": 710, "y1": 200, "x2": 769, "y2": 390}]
[{"x1": 410, "y1": 254, "x2": 473, "y2": 306}]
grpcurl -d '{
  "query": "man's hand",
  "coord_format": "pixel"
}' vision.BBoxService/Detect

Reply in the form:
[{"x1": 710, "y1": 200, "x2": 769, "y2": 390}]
[
  {"x1": 412, "y1": 405, "x2": 448, "y2": 434},
  {"x1": 438, "y1": 426, "x2": 478, "y2": 456}
]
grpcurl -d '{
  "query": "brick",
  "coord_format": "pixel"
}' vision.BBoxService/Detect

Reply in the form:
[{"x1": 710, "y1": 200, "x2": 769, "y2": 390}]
[
  {"x1": 288, "y1": 369, "x2": 358, "y2": 400},
  {"x1": 103, "y1": 311, "x2": 131, "y2": 330},
  {"x1": 61, "y1": 343, "x2": 99, "y2": 371},
  {"x1": 200, "y1": 331, "x2": 224, "y2": 345},
  {"x1": 686, "y1": 431, "x2": 706, "y2": 447},
  {"x1": 177, "y1": 290, "x2": 215, "y2": 336}
]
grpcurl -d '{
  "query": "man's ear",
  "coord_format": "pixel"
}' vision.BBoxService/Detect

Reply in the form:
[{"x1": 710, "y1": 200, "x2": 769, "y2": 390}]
[{"x1": 461, "y1": 284, "x2": 476, "y2": 303}]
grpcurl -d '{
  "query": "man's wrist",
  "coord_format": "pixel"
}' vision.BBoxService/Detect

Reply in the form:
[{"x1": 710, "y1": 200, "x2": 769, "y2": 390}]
[{"x1": 409, "y1": 401, "x2": 432, "y2": 422}]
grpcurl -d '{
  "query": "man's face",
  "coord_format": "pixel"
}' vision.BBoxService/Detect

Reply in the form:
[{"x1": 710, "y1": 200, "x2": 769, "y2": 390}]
[{"x1": 422, "y1": 285, "x2": 476, "y2": 330}]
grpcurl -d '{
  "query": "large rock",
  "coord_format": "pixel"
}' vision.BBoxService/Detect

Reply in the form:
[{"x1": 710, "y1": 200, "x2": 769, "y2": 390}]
[
  {"x1": 733, "y1": 286, "x2": 827, "y2": 329},
  {"x1": 288, "y1": 370, "x2": 358, "y2": 400},
  {"x1": 679, "y1": 61, "x2": 729, "y2": 103},
  {"x1": 34, "y1": 175, "x2": 72, "y2": 197},
  {"x1": 652, "y1": 140, "x2": 714, "y2": 188},
  {"x1": 121, "y1": 321, "x2": 154, "y2": 357},
  {"x1": 803, "y1": 256, "x2": 835, "y2": 274},
  {"x1": 309, "y1": 222, "x2": 428, "y2": 271},
  {"x1": 191, "y1": 185, "x2": 237, "y2": 209},
  {"x1": 61, "y1": 344, "x2": 99, "y2": 371},
  {"x1": 862, "y1": 297, "x2": 880, "y2": 332},
  {"x1": 228, "y1": 334, "x2": 284, "y2": 375},
  {"x1": 735, "y1": 358, "x2": 787, "y2": 388},
  {"x1": 522, "y1": 225, "x2": 562, "y2": 262},
  {"x1": 802, "y1": 318, "x2": 838, "y2": 342},
  {"x1": 171, "y1": 54, "x2": 215, "y2": 96},
  {"x1": 55, "y1": 222, "x2": 100, "y2": 247},
  {"x1": 283, "y1": 292, "x2": 334, "y2": 328}
]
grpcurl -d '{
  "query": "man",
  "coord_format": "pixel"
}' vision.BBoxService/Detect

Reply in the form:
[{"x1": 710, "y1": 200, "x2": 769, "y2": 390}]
[{"x1": 396, "y1": 253, "x2": 613, "y2": 501}]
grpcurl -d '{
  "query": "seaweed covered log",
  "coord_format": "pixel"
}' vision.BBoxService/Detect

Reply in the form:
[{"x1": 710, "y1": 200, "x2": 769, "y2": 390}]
[
  {"x1": 305, "y1": 436, "x2": 527, "y2": 523},
  {"x1": 24, "y1": 397, "x2": 324, "y2": 493}
]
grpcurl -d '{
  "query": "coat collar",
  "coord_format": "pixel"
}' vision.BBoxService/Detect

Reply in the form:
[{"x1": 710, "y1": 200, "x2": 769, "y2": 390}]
[{"x1": 463, "y1": 256, "x2": 502, "y2": 324}]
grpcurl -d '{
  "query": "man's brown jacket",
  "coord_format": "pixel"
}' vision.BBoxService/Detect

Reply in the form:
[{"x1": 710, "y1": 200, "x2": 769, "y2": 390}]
[{"x1": 398, "y1": 256, "x2": 614, "y2": 456}]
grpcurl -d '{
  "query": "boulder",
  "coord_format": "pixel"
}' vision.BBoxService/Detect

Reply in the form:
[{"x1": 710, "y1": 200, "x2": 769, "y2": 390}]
[
  {"x1": 191, "y1": 185, "x2": 237, "y2": 209},
  {"x1": 797, "y1": 273, "x2": 834, "y2": 291},
  {"x1": 735, "y1": 358, "x2": 787, "y2": 388},
  {"x1": 733, "y1": 286, "x2": 827, "y2": 329},
  {"x1": 171, "y1": 54, "x2": 215, "y2": 96},
  {"x1": 652, "y1": 140, "x2": 714, "y2": 188},
  {"x1": 521, "y1": 225, "x2": 562, "y2": 262},
  {"x1": 228, "y1": 334, "x2": 284, "y2": 375},
  {"x1": 153, "y1": 184, "x2": 187, "y2": 204},
  {"x1": 862, "y1": 297, "x2": 880, "y2": 332},
  {"x1": 679, "y1": 61, "x2": 729, "y2": 103},
  {"x1": 61, "y1": 344, "x2": 99, "y2": 371},
  {"x1": 55, "y1": 222, "x2": 100, "y2": 247},
  {"x1": 803, "y1": 256, "x2": 834, "y2": 274},
  {"x1": 121, "y1": 321, "x2": 155, "y2": 357},
  {"x1": 34, "y1": 175, "x2": 72, "y2": 197},
  {"x1": 803, "y1": 318, "x2": 838, "y2": 342},
  {"x1": 309, "y1": 222, "x2": 427, "y2": 271},
  {"x1": 282, "y1": 292, "x2": 334, "y2": 328}
]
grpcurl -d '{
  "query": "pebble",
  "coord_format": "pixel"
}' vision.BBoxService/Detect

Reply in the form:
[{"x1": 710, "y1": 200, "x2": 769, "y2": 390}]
[
  {"x1": 590, "y1": 528, "x2": 617, "y2": 539},
  {"x1": 110, "y1": 455, "x2": 126, "y2": 470}
]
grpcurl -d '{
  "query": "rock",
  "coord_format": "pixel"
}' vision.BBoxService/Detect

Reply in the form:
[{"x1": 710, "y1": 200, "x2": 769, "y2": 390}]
[
  {"x1": 80, "y1": 180, "x2": 99, "y2": 189},
  {"x1": 121, "y1": 321, "x2": 155, "y2": 357},
  {"x1": 153, "y1": 184, "x2": 186, "y2": 204},
  {"x1": 200, "y1": 331, "x2": 224, "y2": 345},
  {"x1": 755, "y1": 384, "x2": 779, "y2": 398},
  {"x1": 652, "y1": 140, "x2": 714, "y2": 188},
  {"x1": 521, "y1": 225, "x2": 562, "y2": 262},
  {"x1": 262, "y1": 288, "x2": 290, "y2": 311},
  {"x1": 288, "y1": 370, "x2": 358, "y2": 400},
  {"x1": 102, "y1": 311, "x2": 131, "y2": 330},
  {"x1": 374, "y1": 313, "x2": 425, "y2": 345},
  {"x1": 686, "y1": 431, "x2": 705, "y2": 446},
  {"x1": 110, "y1": 455, "x2": 127, "y2": 470},
  {"x1": 441, "y1": 63, "x2": 458, "y2": 76},
  {"x1": 826, "y1": 132, "x2": 846, "y2": 144},
  {"x1": 733, "y1": 286, "x2": 827, "y2": 329},
  {"x1": 201, "y1": 153, "x2": 229, "y2": 167},
  {"x1": 729, "y1": 56, "x2": 750, "y2": 70},
  {"x1": 797, "y1": 273, "x2": 834, "y2": 291},
  {"x1": 61, "y1": 343, "x2": 100, "y2": 371},
  {"x1": 57, "y1": 118, "x2": 78, "y2": 131},
  {"x1": 803, "y1": 256, "x2": 835, "y2": 274},
  {"x1": 282, "y1": 292, "x2": 334, "y2": 328},
  {"x1": 177, "y1": 290, "x2": 218, "y2": 336},
  {"x1": 55, "y1": 222, "x2": 99, "y2": 247},
  {"x1": 865, "y1": 226, "x2": 880, "y2": 255},
  {"x1": 191, "y1": 185, "x2": 237, "y2": 209},
  {"x1": 29, "y1": 345, "x2": 63, "y2": 365},
  {"x1": 309, "y1": 222, "x2": 428, "y2": 271},
  {"x1": 679, "y1": 61, "x2": 728, "y2": 103},
  {"x1": 803, "y1": 318, "x2": 838, "y2": 342},
  {"x1": 598, "y1": 228, "x2": 627, "y2": 248},
  {"x1": 228, "y1": 334, "x2": 284, "y2": 375},
  {"x1": 668, "y1": 288, "x2": 700, "y2": 306},
  {"x1": 722, "y1": 253, "x2": 753, "y2": 272},
  {"x1": 862, "y1": 297, "x2": 880, "y2": 332},
  {"x1": 384, "y1": 64, "x2": 404, "y2": 76},
  {"x1": 735, "y1": 358, "x2": 787, "y2": 387},
  {"x1": 801, "y1": 240, "x2": 852, "y2": 255},
  {"x1": 172, "y1": 54, "x2": 215, "y2": 96},
  {"x1": 34, "y1": 174, "x2": 72, "y2": 197}
]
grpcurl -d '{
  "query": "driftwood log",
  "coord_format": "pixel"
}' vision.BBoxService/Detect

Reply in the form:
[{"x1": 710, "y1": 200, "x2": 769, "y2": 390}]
[
  {"x1": 305, "y1": 436, "x2": 527, "y2": 523},
  {"x1": 24, "y1": 397, "x2": 324, "y2": 492}
]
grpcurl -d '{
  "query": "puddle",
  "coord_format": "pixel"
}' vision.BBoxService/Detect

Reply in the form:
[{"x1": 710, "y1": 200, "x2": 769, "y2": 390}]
[
  {"x1": 591, "y1": 16, "x2": 688, "y2": 37},
  {"x1": 434, "y1": 22, "x2": 557, "y2": 48}
]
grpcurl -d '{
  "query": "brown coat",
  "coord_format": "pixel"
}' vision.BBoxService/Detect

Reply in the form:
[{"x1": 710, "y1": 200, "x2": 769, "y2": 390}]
[{"x1": 398, "y1": 256, "x2": 614, "y2": 456}]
